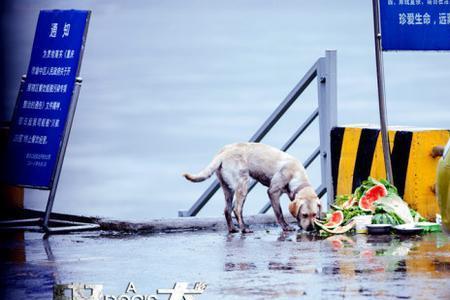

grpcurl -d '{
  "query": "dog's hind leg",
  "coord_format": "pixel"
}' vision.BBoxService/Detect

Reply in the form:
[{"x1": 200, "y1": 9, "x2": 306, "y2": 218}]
[
  {"x1": 233, "y1": 174, "x2": 252, "y2": 233},
  {"x1": 216, "y1": 171, "x2": 238, "y2": 233}
]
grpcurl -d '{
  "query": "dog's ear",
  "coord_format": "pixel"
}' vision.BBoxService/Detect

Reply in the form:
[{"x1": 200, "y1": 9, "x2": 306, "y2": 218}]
[
  {"x1": 289, "y1": 198, "x2": 304, "y2": 218},
  {"x1": 316, "y1": 198, "x2": 322, "y2": 217}
]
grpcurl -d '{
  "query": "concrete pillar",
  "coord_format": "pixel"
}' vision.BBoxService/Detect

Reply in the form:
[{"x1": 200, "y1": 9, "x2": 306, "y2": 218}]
[{"x1": 0, "y1": 124, "x2": 24, "y2": 219}]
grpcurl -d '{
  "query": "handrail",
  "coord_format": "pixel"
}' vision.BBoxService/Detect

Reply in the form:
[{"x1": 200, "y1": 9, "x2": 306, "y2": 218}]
[
  {"x1": 179, "y1": 50, "x2": 337, "y2": 217},
  {"x1": 280, "y1": 108, "x2": 319, "y2": 152},
  {"x1": 248, "y1": 62, "x2": 318, "y2": 142}
]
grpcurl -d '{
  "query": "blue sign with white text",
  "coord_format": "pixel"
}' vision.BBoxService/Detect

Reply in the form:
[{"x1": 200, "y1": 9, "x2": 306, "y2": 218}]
[
  {"x1": 4, "y1": 10, "x2": 90, "y2": 188},
  {"x1": 380, "y1": 0, "x2": 450, "y2": 50}
]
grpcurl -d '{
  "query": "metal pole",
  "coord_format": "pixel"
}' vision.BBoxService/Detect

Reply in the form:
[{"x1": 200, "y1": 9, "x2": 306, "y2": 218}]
[
  {"x1": 43, "y1": 78, "x2": 83, "y2": 231},
  {"x1": 317, "y1": 50, "x2": 337, "y2": 210},
  {"x1": 372, "y1": 0, "x2": 394, "y2": 184}
]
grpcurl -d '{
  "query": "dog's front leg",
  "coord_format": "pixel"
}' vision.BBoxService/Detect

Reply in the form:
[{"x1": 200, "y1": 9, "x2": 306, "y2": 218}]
[{"x1": 268, "y1": 188, "x2": 295, "y2": 232}]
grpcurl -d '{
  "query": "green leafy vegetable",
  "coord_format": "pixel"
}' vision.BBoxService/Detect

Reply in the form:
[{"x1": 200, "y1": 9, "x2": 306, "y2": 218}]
[
  {"x1": 379, "y1": 179, "x2": 398, "y2": 195},
  {"x1": 410, "y1": 208, "x2": 427, "y2": 222},
  {"x1": 335, "y1": 194, "x2": 352, "y2": 206},
  {"x1": 339, "y1": 206, "x2": 370, "y2": 224}
]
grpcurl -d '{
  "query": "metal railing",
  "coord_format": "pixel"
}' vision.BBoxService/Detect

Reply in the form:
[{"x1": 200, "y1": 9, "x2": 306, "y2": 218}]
[{"x1": 179, "y1": 50, "x2": 337, "y2": 217}]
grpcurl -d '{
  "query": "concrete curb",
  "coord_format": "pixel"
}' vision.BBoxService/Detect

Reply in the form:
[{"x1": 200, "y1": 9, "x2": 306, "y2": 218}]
[
  {"x1": 95, "y1": 214, "x2": 297, "y2": 234},
  {"x1": 3, "y1": 209, "x2": 297, "y2": 234}
]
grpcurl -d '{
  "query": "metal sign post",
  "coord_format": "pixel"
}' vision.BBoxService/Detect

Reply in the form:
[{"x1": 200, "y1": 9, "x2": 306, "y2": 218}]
[
  {"x1": 372, "y1": 0, "x2": 450, "y2": 184},
  {"x1": 42, "y1": 77, "x2": 83, "y2": 231},
  {"x1": 372, "y1": 0, "x2": 394, "y2": 184}
]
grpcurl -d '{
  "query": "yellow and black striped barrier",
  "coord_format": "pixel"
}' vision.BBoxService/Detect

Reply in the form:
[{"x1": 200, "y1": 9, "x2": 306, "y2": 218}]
[{"x1": 331, "y1": 125, "x2": 450, "y2": 220}]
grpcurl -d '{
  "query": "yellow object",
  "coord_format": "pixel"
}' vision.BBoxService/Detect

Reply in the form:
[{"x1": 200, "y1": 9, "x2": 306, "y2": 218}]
[
  {"x1": 369, "y1": 130, "x2": 396, "y2": 180},
  {"x1": 336, "y1": 127, "x2": 362, "y2": 195},
  {"x1": 404, "y1": 130, "x2": 449, "y2": 220},
  {"x1": 436, "y1": 140, "x2": 450, "y2": 234},
  {"x1": 331, "y1": 126, "x2": 450, "y2": 220}
]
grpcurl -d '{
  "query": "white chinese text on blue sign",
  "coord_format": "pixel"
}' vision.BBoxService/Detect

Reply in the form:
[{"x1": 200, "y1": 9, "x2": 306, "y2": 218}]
[
  {"x1": 380, "y1": 0, "x2": 450, "y2": 50},
  {"x1": 3, "y1": 10, "x2": 90, "y2": 188}
]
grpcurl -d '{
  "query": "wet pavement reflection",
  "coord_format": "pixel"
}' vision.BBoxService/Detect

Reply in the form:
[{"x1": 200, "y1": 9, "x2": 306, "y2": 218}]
[{"x1": 1, "y1": 228, "x2": 449, "y2": 299}]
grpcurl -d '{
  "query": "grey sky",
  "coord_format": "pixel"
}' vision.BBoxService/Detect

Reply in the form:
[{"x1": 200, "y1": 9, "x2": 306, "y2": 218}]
[{"x1": 2, "y1": 0, "x2": 449, "y2": 220}]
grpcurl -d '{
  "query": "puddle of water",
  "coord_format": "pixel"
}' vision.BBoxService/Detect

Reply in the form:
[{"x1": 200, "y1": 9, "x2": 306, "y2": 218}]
[{"x1": 1, "y1": 230, "x2": 450, "y2": 299}]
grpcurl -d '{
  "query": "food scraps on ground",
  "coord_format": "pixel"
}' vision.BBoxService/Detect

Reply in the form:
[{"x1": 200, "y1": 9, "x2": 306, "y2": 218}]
[
  {"x1": 319, "y1": 177, "x2": 429, "y2": 236},
  {"x1": 315, "y1": 219, "x2": 356, "y2": 234}
]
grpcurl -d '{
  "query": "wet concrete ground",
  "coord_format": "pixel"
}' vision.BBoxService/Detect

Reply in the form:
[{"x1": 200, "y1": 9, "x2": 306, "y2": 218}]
[{"x1": 1, "y1": 228, "x2": 450, "y2": 299}]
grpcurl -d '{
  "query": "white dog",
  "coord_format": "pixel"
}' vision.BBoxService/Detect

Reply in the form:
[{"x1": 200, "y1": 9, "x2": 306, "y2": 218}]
[{"x1": 183, "y1": 143, "x2": 321, "y2": 233}]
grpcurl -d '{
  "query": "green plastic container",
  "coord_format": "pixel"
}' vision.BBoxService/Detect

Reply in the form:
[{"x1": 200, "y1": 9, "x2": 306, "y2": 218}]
[{"x1": 415, "y1": 222, "x2": 442, "y2": 233}]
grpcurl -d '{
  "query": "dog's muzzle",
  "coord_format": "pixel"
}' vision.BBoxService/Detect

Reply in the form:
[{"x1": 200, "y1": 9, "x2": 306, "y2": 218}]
[{"x1": 305, "y1": 223, "x2": 315, "y2": 232}]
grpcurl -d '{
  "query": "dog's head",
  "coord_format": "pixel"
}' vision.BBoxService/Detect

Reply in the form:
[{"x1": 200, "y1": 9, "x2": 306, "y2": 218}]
[{"x1": 288, "y1": 187, "x2": 321, "y2": 231}]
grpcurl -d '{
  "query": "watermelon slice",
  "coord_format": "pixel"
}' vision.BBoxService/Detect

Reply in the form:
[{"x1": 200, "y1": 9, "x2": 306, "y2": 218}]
[
  {"x1": 323, "y1": 211, "x2": 344, "y2": 228},
  {"x1": 314, "y1": 220, "x2": 356, "y2": 234},
  {"x1": 359, "y1": 184, "x2": 388, "y2": 212}
]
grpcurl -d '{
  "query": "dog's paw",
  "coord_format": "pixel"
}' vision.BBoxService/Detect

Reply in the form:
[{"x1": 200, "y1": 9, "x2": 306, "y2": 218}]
[
  {"x1": 282, "y1": 225, "x2": 296, "y2": 232},
  {"x1": 228, "y1": 228, "x2": 239, "y2": 234},
  {"x1": 241, "y1": 228, "x2": 253, "y2": 234}
]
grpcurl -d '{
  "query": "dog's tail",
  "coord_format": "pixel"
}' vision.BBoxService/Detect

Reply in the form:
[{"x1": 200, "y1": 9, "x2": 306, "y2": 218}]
[{"x1": 183, "y1": 154, "x2": 222, "y2": 183}]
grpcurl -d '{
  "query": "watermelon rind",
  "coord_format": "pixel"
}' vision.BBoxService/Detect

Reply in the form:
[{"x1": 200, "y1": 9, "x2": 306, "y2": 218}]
[
  {"x1": 371, "y1": 213, "x2": 398, "y2": 225},
  {"x1": 315, "y1": 220, "x2": 356, "y2": 234}
]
